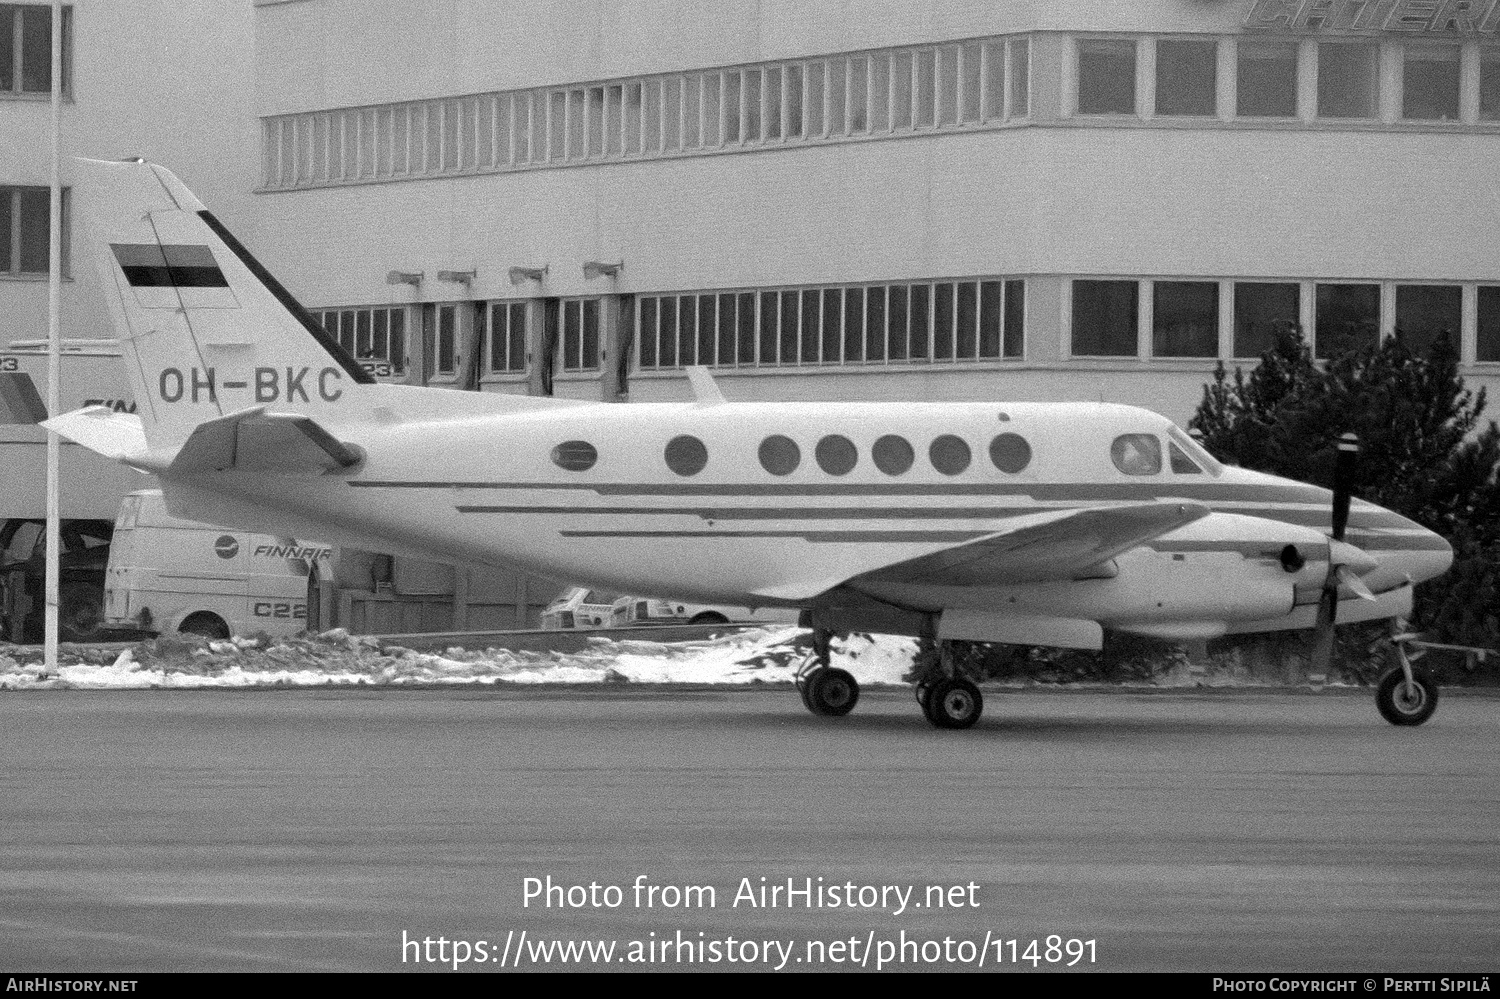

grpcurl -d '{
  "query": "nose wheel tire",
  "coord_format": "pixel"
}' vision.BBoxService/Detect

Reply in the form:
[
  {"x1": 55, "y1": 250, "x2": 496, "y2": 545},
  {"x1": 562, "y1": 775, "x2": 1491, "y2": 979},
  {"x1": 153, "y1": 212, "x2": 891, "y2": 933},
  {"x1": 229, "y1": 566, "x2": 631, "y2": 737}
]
[
  {"x1": 802, "y1": 667, "x2": 859, "y2": 716},
  {"x1": 1376, "y1": 666, "x2": 1438, "y2": 727},
  {"x1": 922, "y1": 676, "x2": 983, "y2": 729}
]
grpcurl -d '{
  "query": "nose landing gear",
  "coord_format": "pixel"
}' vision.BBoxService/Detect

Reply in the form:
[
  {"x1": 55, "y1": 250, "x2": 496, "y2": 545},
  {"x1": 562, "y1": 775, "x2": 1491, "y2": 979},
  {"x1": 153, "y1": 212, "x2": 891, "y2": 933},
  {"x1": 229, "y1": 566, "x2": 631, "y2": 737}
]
[{"x1": 1376, "y1": 635, "x2": 1440, "y2": 727}]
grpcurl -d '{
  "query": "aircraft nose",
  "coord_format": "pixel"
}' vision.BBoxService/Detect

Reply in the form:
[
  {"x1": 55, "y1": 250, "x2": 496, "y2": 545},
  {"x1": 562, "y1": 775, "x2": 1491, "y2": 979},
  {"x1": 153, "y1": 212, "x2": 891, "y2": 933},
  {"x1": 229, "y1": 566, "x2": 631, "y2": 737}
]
[{"x1": 1348, "y1": 509, "x2": 1453, "y2": 589}]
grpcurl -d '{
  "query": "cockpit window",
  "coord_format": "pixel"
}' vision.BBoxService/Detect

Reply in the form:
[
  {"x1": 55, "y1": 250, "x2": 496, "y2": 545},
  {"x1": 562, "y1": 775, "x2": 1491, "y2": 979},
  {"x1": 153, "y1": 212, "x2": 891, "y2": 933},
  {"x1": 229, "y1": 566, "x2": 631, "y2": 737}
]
[
  {"x1": 1111, "y1": 434, "x2": 1162, "y2": 476},
  {"x1": 1169, "y1": 442, "x2": 1203, "y2": 474},
  {"x1": 1166, "y1": 424, "x2": 1223, "y2": 477}
]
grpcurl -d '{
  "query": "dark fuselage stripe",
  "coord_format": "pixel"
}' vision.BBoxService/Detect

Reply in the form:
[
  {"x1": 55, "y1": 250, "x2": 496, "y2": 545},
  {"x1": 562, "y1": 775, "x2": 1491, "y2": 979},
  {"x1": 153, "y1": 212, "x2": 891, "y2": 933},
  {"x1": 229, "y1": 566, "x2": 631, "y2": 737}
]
[
  {"x1": 353, "y1": 480, "x2": 1336, "y2": 502},
  {"x1": 558, "y1": 530, "x2": 993, "y2": 543}
]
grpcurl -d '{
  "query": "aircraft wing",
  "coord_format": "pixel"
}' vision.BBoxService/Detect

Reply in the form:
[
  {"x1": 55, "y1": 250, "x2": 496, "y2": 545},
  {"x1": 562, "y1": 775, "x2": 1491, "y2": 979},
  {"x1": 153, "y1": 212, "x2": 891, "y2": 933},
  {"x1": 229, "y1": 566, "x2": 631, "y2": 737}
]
[
  {"x1": 850, "y1": 500, "x2": 1211, "y2": 588},
  {"x1": 167, "y1": 407, "x2": 363, "y2": 475}
]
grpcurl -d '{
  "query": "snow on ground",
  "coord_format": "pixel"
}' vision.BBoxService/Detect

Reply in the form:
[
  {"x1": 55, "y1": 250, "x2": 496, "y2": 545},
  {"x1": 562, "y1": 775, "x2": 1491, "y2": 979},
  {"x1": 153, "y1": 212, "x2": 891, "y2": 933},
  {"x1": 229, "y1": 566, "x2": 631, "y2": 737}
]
[{"x1": 0, "y1": 628, "x2": 921, "y2": 691}]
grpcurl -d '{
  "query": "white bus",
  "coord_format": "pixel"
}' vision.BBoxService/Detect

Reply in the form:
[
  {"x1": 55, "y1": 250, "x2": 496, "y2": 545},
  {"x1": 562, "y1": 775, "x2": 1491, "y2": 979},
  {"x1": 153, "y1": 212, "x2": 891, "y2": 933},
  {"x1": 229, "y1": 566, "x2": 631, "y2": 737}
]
[{"x1": 104, "y1": 490, "x2": 330, "y2": 640}]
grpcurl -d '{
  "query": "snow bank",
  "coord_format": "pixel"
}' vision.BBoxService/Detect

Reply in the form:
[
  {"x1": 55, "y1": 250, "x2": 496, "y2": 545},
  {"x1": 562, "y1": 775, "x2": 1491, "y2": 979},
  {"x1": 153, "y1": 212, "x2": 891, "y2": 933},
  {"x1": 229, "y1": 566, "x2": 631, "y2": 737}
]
[{"x1": 0, "y1": 628, "x2": 921, "y2": 691}]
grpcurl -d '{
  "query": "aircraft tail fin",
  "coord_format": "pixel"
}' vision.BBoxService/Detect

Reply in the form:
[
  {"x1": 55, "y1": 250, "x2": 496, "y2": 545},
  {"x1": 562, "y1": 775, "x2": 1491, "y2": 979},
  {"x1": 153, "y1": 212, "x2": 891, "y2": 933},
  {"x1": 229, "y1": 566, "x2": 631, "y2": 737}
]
[{"x1": 78, "y1": 158, "x2": 373, "y2": 453}]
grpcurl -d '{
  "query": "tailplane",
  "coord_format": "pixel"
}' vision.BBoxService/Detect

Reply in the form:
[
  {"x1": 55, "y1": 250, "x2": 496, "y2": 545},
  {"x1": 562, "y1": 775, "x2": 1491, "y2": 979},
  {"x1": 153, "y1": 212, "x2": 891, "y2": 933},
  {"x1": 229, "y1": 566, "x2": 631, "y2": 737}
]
[{"x1": 79, "y1": 158, "x2": 373, "y2": 452}]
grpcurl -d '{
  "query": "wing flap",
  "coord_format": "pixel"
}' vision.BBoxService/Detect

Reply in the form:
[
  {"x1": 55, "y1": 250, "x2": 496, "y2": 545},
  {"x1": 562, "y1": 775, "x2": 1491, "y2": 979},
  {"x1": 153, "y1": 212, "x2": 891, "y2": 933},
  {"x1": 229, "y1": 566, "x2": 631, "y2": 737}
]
[{"x1": 854, "y1": 501, "x2": 1211, "y2": 587}]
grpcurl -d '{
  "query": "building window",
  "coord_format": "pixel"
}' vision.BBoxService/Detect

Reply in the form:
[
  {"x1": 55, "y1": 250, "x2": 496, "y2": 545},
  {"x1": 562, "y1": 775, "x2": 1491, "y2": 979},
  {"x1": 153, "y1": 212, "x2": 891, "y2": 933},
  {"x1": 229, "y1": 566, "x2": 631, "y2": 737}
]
[
  {"x1": 1482, "y1": 51, "x2": 1500, "y2": 121},
  {"x1": 559, "y1": 298, "x2": 601, "y2": 372},
  {"x1": 0, "y1": 4, "x2": 71, "y2": 97},
  {"x1": 1402, "y1": 45, "x2": 1460, "y2": 121},
  {"x1": 635, "y1": 277, "x2": 1024, "y2": 370},
  {"x1": 1478, "y1": 287, "x2": 1500, "y2": 363},
  {"x1": 487, "y1": 301, "x2": 527, "y2": 374},
  {"x1": 318, "y1": 305, "x2": 406, "y2": 377},
  {"x1": 0, "y1": 185, "x2": 68, "y2": 277},
  {"x1": 1076, "y1": 39, "x2": 1137, "y2": 115},
  {"x1": 1071, "y1": 280, "x2": 1139, "y2": 357},
  {"x1": 1315, "y1": 283, "x2": 1379, "y2": 359},
  {"x1": 1237, "y1": 40, "x2": 1298, "y2": 118},
  {"x1": 1152, "y1": 281, "x2": 1218, "y2": 358},
  {"x1": 1317, "y1": 42, "x2": 1379, "y2": 119},
  {"x1": 1233, "y1": 282, "x2": 1299, "y2": 358},
  {"x1": 1394, "y1": 284, "x2": 1461, "y2": 356},
  {"x1": 1155, "y1": 39, "x2": 1217, "y2": 117},
  {"x1": 436, "y1": 305, "x2": 458, "y2": 375}
]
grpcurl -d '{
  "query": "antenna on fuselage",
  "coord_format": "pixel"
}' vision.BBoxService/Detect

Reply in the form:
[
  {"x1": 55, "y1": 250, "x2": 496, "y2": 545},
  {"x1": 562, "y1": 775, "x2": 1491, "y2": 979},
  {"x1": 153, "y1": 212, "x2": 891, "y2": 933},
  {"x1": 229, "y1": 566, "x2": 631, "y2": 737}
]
[{"x1": 686, "y1": 366, "x2": 726, "y2": 406}]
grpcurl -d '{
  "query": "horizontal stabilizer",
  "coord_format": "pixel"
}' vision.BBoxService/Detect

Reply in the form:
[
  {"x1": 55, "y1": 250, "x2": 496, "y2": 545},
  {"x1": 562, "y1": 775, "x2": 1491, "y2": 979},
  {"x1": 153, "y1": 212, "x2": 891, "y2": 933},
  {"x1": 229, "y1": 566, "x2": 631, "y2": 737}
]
[
  {"x1": 855, "y1": 501, "x2": 1211, "y2": 587},
  {"x1": 42, "y1": 406, "x2": 152, "y2": 464},
  {"x1": 168, "y1": 407, "x2": 363, "y2": 475}
]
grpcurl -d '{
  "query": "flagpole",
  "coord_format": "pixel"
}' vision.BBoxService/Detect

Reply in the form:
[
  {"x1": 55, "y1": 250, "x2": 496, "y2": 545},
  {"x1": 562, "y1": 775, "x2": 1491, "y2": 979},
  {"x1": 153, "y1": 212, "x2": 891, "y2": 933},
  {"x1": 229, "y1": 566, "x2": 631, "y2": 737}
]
[{"x1": 43, "y1": 0, "x2": 62, "y2": 671}]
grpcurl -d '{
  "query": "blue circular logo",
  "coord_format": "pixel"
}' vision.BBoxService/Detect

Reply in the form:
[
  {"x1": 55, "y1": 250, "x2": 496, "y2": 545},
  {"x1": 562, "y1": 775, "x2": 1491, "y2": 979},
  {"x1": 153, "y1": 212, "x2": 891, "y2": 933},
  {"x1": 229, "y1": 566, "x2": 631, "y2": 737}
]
[{"x1": 214, "y1": 535, "x2": 239, "y2": 559}]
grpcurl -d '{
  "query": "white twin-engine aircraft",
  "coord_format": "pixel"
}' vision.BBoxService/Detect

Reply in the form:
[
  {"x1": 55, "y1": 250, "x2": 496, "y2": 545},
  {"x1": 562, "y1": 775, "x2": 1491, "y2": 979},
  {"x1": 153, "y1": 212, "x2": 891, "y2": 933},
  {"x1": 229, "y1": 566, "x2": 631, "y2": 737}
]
[{"x1": 49, "y1": 160, "x2": 1453, "y2": 728}]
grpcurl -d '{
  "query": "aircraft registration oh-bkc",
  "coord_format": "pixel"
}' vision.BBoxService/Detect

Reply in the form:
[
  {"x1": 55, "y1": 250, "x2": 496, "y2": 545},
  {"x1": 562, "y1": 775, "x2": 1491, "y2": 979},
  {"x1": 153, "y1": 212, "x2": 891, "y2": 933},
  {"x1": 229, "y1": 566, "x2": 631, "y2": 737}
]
[{"x1": 48, "y1": 159, "x2": 1454, "y2": 728}]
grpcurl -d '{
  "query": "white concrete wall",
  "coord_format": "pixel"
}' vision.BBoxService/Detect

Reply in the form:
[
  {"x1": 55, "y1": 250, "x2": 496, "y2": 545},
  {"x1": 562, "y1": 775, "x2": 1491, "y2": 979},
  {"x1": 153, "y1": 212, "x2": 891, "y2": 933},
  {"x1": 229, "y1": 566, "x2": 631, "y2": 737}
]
[{"x1": 0, "y1": 0, "x2": 257, "y2": 351}]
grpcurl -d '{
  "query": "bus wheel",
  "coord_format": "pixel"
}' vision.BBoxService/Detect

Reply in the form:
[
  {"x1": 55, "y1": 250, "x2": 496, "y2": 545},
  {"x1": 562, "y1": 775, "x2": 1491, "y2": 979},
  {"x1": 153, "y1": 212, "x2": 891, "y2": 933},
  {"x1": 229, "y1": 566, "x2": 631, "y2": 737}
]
[{"x1": 179, "y1": 613, "x2": 230, "y2": 640}]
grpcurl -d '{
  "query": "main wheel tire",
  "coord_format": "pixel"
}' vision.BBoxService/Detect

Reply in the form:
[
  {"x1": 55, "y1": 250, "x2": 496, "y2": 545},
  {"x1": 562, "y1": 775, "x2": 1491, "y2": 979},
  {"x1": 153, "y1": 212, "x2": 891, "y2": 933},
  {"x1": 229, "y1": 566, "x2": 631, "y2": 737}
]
[
  {"x1": 924, "y1": 677, "x2": 984, "y2": 729},
  {"x1": 58, "y1": 582, "x2": 106, "y2": 643},
  {"x1": 1376, "y1": 667, "x2": 1439, "y2": 727},
  {"x1": 179, "y1": 613, "x2": 230, "y2": 640},
  {"x1": 806, "y1": 667, "x2": 859, "y2": 717}
]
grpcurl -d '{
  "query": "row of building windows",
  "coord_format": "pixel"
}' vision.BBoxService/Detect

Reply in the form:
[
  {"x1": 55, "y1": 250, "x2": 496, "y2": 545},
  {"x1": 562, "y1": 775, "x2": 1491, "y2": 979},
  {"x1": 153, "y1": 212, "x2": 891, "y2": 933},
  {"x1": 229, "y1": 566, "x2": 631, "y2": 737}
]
[
  {"x1": 259, "y1": 35, "x2": 1031, "y2": 189},
  {"x1": 0, "y1": 185, "x2": 67, "y2": 278},
  {"x1": 0, "y1": 4, "x2": 69, "y2": 97},
  {"x1": 548, "y1": 430, "x2": 1208, "y2": 479},
  {"x1": 1072, "y1": 278, "x2": 1500, "y2": 361},
  {"x1": 317, "y1": 275, "x2": 1500, "y2": 379},
  {"x1": 262, "y1": 30, "x2": 1500, "y2": 191},
  {"x1": 1078, "y1": 34, "x2": 1500, "y2": 123},
  {"x1": 637, "y1": 279, "x2": 1025, "y2": 370}
]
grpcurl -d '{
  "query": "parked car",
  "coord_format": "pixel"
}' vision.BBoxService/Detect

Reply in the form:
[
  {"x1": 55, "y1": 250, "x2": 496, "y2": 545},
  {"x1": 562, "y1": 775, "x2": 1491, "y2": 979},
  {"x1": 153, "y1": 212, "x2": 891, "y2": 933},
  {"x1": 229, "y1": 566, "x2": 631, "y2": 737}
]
[
  {"x1": 0, "y1": 517, "x2": 113, "y2": 643},
  {"x1": 613, "y1": 595, "x2": 800, "y2": 627},
  {"x1": 540, "y1": 586, "x2": 623, "y2": 630}
]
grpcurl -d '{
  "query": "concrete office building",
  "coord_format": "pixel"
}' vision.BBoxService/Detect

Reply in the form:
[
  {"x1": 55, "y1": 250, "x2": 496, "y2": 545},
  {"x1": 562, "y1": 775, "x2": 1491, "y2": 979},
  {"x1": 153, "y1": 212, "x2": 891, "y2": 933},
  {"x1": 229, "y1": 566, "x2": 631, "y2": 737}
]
[{"x1": 251, "y1": 0, "x2": 1500, "y2": 426}]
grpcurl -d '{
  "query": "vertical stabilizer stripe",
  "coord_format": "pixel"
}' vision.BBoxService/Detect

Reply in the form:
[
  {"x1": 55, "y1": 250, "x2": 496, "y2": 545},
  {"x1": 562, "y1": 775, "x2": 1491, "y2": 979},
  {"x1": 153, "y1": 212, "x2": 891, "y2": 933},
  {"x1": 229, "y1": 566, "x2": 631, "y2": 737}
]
[{"x1": 196, "y1": 210, "x2": 374, "y2": 384}]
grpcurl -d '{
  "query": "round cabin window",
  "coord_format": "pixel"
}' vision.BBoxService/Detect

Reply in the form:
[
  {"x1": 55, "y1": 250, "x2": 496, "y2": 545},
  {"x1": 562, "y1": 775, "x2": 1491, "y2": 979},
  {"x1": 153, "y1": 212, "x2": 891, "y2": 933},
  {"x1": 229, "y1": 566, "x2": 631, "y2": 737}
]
[
  {"x1": 929, "y1": 435, "x2": 972, "y2": 476},
  {"x1": 665, "y1": 435, "x2": 709, "y2": 476},
  {"x1": 988, "y1": 433, "x2": 1031, "y2": 474},
  {"x1": 758, "y1": 435, "x2": 801, "y2": 476},
  {"x1": 872, "y1": 435, "x2": 915, "y2": 476},
  {"x1": 815, "y1": 435, "x2": 858, "y2": 476}
]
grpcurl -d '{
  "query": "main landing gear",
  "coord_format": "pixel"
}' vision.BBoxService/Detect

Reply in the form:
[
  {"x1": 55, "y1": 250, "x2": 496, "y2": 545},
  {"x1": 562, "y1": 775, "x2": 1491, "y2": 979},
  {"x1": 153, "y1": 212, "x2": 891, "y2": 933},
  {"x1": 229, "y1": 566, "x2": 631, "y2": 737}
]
[
  {"x1": 794, "y1": 630, "x2": 984, "y2": 729},
  {"x1": 795, "y1": 628, "x2": 860, "y2": 717},
  {"x1": 912, "y1": 639, "x2": 983, "y2": 730}
]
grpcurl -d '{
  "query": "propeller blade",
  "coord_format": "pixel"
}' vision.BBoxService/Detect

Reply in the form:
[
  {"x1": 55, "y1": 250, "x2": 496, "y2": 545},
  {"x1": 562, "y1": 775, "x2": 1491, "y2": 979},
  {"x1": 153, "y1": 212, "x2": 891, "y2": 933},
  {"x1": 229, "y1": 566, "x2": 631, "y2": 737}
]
[
  {"x1": 1331, "y1": 433, "x2": 1359, "y2": 542},
  {"x1": 1335, "y1": 564, "x2": 1378, "y2": 602},
  {"x1": 1309, "y1": 572, "x2": 1339, "y2": 676}
]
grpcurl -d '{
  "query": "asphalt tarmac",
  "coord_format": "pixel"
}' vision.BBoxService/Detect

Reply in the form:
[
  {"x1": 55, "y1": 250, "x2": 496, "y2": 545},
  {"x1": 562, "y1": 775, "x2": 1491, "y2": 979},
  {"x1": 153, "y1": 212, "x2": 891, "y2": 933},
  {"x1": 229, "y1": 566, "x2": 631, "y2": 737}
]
[{"x1": 1, "y1": 687, "x2": 1496, "y2": 973}]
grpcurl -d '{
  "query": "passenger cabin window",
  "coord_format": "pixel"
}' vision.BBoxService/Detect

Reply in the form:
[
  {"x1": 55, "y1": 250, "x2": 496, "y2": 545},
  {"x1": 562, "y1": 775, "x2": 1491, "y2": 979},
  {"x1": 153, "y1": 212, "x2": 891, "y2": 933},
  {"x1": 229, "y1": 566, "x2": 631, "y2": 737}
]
[
  {"x1": 1111, "y1": 434, "x2": 1161, "y2": 476},
  {"x1": 665, "y1": 435, "x2": 708, "y2": 476}
]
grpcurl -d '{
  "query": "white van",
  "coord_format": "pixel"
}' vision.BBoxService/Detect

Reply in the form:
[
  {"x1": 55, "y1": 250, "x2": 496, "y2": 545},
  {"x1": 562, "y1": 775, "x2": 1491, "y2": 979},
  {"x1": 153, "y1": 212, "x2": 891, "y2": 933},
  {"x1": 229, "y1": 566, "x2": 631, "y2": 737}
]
[{"x1": 103, "y1": 490, "x2": 330, "y2": 639}]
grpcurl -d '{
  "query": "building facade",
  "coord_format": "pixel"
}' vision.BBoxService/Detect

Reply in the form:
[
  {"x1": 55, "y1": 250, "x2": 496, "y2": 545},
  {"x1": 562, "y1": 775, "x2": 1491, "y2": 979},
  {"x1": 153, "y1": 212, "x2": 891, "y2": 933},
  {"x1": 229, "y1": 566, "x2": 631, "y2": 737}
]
[
  {"x1": 1, "y1": 0, "x2": 255, "y2": 519},
  {"x1": 252, "y1": 0, "x2": 1500, "y2": 425}
]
